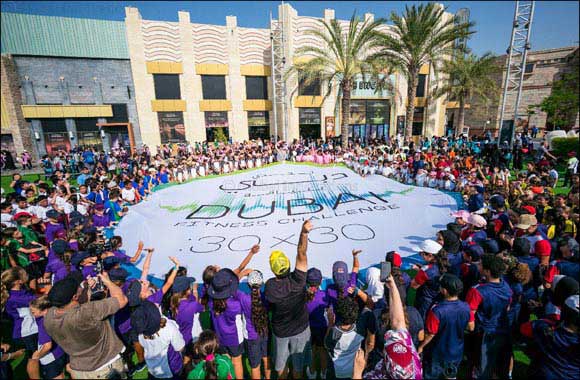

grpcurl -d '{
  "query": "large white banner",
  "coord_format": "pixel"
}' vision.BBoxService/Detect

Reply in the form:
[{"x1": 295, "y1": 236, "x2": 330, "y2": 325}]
[{"x1": 115, "y1": 163, "x2": 458, "y2": 280}]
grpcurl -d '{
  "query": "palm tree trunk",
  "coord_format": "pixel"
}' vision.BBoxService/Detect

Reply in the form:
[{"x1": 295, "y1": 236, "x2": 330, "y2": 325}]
[
  {"x1": 341, "y1": 80, "x2": 351, "y2": 149},
  {"x1": 405, "y1": 71, "x2": 419, "y2": 138},
  {"x1": 457, "y1": 97, "x2": 465, "y2": 137}
]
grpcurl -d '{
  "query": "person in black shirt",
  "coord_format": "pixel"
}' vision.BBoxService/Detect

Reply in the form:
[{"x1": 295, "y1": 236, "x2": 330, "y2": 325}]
[{"x1": 265, "y1": 220, "x2": 312, "y2": 379}]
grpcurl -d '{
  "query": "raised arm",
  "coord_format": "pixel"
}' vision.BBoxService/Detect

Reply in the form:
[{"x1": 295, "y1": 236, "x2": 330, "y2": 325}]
[
  {"x1": 100, "y1": 271, "x2": 128, "y2": 308},
  {"x1": 140, "y1": 248, "x2": 155, "y2": 281},
  {"x1": 296, "y1": 220, "x2": 312, "y2": 272},
  {"x1": 161, "y1": 256, "x2": 180, "y2": 295},
  {"x1": 352, "y1": 249, "x2": 362, "y2": 274},
  {"x1": 386, "y1": 275, "x2": 405, "y2": 330},
  {"x1": 129, "y1": 241, "x2": 145, "y2": 263},
  {"x1": 233, "y1": 244, "x2": 259, "y2": 278}
]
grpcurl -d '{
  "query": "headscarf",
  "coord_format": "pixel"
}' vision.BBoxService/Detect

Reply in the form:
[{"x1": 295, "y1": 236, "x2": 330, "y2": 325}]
[
  {"x1": 366, "y1": 267, "x2": 384, "y2": 303},
  {"x1": 439, "y1": 229, "x2": 461, "y2": 253}
]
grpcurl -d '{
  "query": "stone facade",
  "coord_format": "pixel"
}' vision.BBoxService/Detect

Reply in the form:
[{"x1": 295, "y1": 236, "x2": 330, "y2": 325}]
[
  {"x1": 0, "y1": 55, "x2": 35, "y2": 159},
  {"x1": 456, "y1": 46, "x2": 580, "y2": 136},
  {"x1": 10, "y1": 56, "x2": 141, "y2": 156}
]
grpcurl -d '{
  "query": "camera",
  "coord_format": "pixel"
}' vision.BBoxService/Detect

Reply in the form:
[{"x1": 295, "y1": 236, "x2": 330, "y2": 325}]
[{"x1": 90, "y1": 259, "x2": 107, "y2": 301}]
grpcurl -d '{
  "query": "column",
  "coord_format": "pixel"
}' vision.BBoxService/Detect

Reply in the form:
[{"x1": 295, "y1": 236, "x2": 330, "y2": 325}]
[
  {"x1": 59, "y1": 78, "x2": 77, "y2": 149},
  {"x1": 226, "y1": 16, "x2": 247, "y2": 142}
]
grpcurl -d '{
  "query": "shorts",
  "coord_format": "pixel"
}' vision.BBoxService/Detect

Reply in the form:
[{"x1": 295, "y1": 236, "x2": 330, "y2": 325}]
[
  {"x1": 310, "y1": 327, "x2": 326, "y2": 347},
  {"x1": 15, "y1": 334, "x2": 38, "y2": 353},
  {"x1": 219, "y1": 342, "x2": 244, "y2": 358},
  {"x1": 273, "y1": 326, "x2": 311, "y2": 372},
  {"x1": 41, "y1": 354, "x2": 67, "y2": 379},
  {"x1": 246, "y1": 336, "x2": 269, "y2": 368}
]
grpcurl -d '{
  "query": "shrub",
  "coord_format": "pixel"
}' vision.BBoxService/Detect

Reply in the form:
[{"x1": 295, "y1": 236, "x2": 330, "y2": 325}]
[{"x1": 551, "y1": 137, "x2": 579, "y2": 157}]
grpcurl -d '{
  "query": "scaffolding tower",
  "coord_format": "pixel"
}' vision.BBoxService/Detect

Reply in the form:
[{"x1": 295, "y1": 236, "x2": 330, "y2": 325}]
[
  {"x1": 497, "y1": 1, "x2": 535, "y2": 147},
  {"x1": 270, "y1": 9, "x2": 288, "y2": 143}
]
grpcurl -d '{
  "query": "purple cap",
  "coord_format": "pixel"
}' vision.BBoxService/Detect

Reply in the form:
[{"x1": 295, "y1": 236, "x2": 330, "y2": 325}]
[{"x1": 332, "y1": 261, "x2": 349, "y2": 288}]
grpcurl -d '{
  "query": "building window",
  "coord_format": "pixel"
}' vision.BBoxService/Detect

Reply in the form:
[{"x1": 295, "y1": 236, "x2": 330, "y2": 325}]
[
  {"x1": 107, "y1": 104, "x2": 129, "y2": 123},
  {"x1": 153, "y1": 74, "x2": 181, "y2": 99},
  {"x1": 524, "y1": 63, "x2": 535, "y2": 73},
  {"x1": 412, "y1": 107, "x2": 425, "y2": 136},
  {"x1": 201, "y1": 75, "x2": 227, "y2": 99},
  {"x1": 205, "y1": 112, "x2": 229, "y2": 142},
  {"x1": 416, "y1": 74, "x2": 427, "y2": 97},
  {"x1": 298, "y1": 108, "x2": 321, "y2": 139},
  {"x1": 299, "y1": 77, "x2": 321, "y2": 96},
  {"x1": 248, "y1": 111, "x2": 270, "y2": 140},
  {"x1": 158, "y1": 112, "x2": 186, "y2": 143},
  {"x1": 75, "y1": 118, "x2": 102, "y2": 149},
  {"x1": 245, "y1": 76, "x2": 268, "y2": 99}
]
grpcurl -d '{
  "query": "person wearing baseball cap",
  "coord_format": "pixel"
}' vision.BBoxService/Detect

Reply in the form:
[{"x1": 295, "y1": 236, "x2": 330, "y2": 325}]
[
  {"x1": 169, "y1": 276, "x2": 203, "y2": 363},
  {"x1": 44, "y1": 210, "x2": 64, "y2": 244},
  {"x1": 304, "y1": 267, "x2": 329, "y2": 379},
  {"x1": 462, "y1": 214, "x2": 488, "y2": 244},
  {"x1": 411, "y1": 239, "x2": 446, "y2": 319},
  {"x1": 352, "y1": 274, "x2": 422, "y2": 380},
  {"x1": 514, "y1": 214, "x2": 548, "y2": 255},
  {"x1": 44, "y1": 271, "x2": 128, "y2": 379},
  {"x1": 131, "y1": 300, "x2": 185, "y2": 379},
  {"x1": 241, "y1": 270, "x2": 271, "y2": 379},
  {"x1": 264, "y1": 221, "x2": 313, "y2": 379},
  {"x1": 418, "y1": 273, "x2": 470, "y2": 379},
  {"x1": 450, "y1": 210, "x2": 470, "y2": 226},
  {"x1": 92, "y1": 203, "x2": 112, "y2": 228}
]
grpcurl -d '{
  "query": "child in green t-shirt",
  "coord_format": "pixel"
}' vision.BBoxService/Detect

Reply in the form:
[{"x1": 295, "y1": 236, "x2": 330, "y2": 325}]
[{"x1": 188, "y1": 330, "x2": 235, "y2": 380}]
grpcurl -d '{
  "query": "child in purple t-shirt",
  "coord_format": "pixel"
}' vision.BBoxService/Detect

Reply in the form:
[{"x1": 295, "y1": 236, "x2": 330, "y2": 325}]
[
  {"x1": 30, "y1": 296, "x2": 66, "y2": 379},
  {"x1": 305, "y1": 268, "x2": 329, "y2": 379},
  {"x1": 3, "y1": 267, "x2": 38, "y2": 353},
  {"x1": 169, "y1": 276, "x2": 204, "y2": 356}
]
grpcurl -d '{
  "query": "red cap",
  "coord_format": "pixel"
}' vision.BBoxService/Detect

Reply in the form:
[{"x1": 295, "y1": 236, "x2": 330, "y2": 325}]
[
  {"x1": 521, "y1": 205, "x2": 537, "y2": 215},
  {"x1": 13, "y1": 212, "x2": 32, "y2": 220},
  {"x1": 535, "y1": 239, "x2": 552, "y2": 257},
  {"x1": 386, "y1": 251, "x2": 403, "y2": 267}
]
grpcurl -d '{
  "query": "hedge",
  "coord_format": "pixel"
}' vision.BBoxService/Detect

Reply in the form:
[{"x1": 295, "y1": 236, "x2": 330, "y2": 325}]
[{"x1": 551, "y1": 137, "x2": 579, "y2": 157}]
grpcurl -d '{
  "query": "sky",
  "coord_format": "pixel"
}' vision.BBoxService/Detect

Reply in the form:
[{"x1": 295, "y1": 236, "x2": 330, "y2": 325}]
[{"x1": 1, "y1": 1, "x2": 578, "y2": 56}]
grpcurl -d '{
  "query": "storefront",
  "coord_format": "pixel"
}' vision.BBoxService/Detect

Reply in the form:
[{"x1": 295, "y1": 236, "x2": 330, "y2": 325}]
[
  {"x1": 348, "y1": 74, "x2": 393, "y2": 142},
  {"x1": 247, "y1": 111, "x2": 270, "y2": 140},
  {"x1": 348, "y1": 99, "x2": 390, "y2": 142},
  {"x1": 75, "y1": 118, "x2": 103, "y2": 150},
  {"x1": 205, "y1": 111, "x2": 229, "y2": 142},
  {"x1": 41, "y1": 119, "x2": 70, "y2": 155},
  {"x1": 298, "y1": 108, "x2": 321, "y2": 140}
]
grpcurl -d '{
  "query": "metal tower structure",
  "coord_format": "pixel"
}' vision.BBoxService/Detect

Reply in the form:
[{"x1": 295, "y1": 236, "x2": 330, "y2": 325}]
[
  {"x1": 497, "y1": 1, "x2": 535, "y2": 147},
  {"x1": 270, "y1": 8, "x2": 288, "y2": 143}
]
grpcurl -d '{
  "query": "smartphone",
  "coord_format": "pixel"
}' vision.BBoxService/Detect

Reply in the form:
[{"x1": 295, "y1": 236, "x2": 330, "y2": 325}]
[{"x1": 380, "y1": 261, "x2": 392, "y2": 282}]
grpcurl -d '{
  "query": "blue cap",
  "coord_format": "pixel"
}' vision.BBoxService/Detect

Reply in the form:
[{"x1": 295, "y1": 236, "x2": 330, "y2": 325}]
[
  {"x1": 103, "y1": 256, "x2": 121, "y2": 271},
  {"x1": 481, "y1": 239, "x2": 500, "y2": 254},
  {"x1": 71, "y1": 251, "x2": 91, "y2": 267},
  {"x1": 464, "y1": 244, "x2": 484, "y2": 261},
  {"x1": 306, "y1": 268, "x2": 322, "y2": 286},
  {"x1": 52, "y1": 240, "x2": 68, "y2": 255},
  {"x1": 131, "y1": 300, "x2": 161, "y2": 335},
  {"x1": 172, "y1": 276, "x2": 196, "y2": 293},
  {"x1": 109, "y1": 268, "x2": 129, "y2": 282}
]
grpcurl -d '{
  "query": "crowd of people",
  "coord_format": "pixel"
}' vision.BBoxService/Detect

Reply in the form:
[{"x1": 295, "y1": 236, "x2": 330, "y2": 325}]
[{"x1": 1, "y1": 133, "x2": 579, "y2": 380}]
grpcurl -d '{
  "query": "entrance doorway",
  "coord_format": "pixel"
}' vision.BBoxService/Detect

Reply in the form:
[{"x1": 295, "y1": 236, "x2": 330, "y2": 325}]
[{"x1": 96, "y1": 123, "x2": 136, "y2": 153}]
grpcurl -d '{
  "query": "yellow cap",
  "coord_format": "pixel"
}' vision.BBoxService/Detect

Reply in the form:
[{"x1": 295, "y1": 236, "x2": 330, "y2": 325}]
[{"x1": 269, "y1": 250, "x2": 290, "y2": 276}]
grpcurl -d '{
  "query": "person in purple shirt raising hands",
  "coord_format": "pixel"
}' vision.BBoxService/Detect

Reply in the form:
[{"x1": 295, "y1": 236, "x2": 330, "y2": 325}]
[
  {"x1": 208, "y1": 268, "x2": 246, "y2": 380},
  {"x1": 305, "y1": 267, "x2": 329, "y2": 380},
  {"x1": 169, "y1": 276, "x2": 203, "y2": 371},
  {"x1": 326, "y1": 249, "x2": 362, "y2": 312}
]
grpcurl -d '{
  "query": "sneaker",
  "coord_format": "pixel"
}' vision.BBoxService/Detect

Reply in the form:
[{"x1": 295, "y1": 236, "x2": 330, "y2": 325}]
[
  {"x1": 306, "y1": 366, "x2": 317, "y2": 379},
  {"x1": 129, "y1": 361, "x2": 147, "y2": 377}
]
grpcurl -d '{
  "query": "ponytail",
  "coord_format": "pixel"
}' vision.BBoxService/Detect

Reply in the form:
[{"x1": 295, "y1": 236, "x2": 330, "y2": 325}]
[
  {"x1": 62, "y1": 249, "x2": 73, "y2": 275},
  {"x1": 213, "y1": 298, "x2": 227, "y2": 316},
  {"x1": 194, "y1": 330, "x2": 219, "y2": 380},
  {"x1": 170, "y1": 290, "x2": 188, "y2": 318},
  {"x1": 435, "y1": 248, "x2": 449, "y2": 274},
  {"x1": 250, "y1": 287, "x2": 269, "y2": 337}
]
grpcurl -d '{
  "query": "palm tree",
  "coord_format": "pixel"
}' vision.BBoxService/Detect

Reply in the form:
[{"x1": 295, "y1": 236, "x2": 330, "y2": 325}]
[
  {"x1": 287, "y1": 13, "x2": 387, "y2": 148},
  {"x1": 371, "y1": 3, "x2": 474, "y2": 137},
  {"x1": 433, "y1": 52, "x2": 500, "y2": 136}
]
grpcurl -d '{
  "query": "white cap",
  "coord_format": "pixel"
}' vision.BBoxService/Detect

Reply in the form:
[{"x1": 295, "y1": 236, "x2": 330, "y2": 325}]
[
  {"x1": 413, "y1": 239, "x2": 443, "y2": 255},
  {"x1": 107, "y1": 181, "x2": 118, "y2": 189}
]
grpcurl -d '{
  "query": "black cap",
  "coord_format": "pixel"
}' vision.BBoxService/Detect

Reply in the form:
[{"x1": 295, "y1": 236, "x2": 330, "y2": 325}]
[
  {"x1": 109, "y1": 268, "x2": 129, "y2": 282},
  {"x1": 52, "y1": 240, "x2": 68, "y2": 255},
  {"x1": 512, "y1": 237, "x2": 531, "y2": 257},
  {"x1": 48, "y1": 272, "x2": 83, "y2": 307},
  {"x1": 46, "y1": 210, "x2": 60, "y2": 219}
]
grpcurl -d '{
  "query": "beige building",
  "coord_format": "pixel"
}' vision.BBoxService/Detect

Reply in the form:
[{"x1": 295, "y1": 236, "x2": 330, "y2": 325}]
[
  {"x1": 450, "y1": 45, "x2": 580, "y2": 136},
  {"x1": 125, "y1": 3, "x2": 457, "y2": 149}
]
